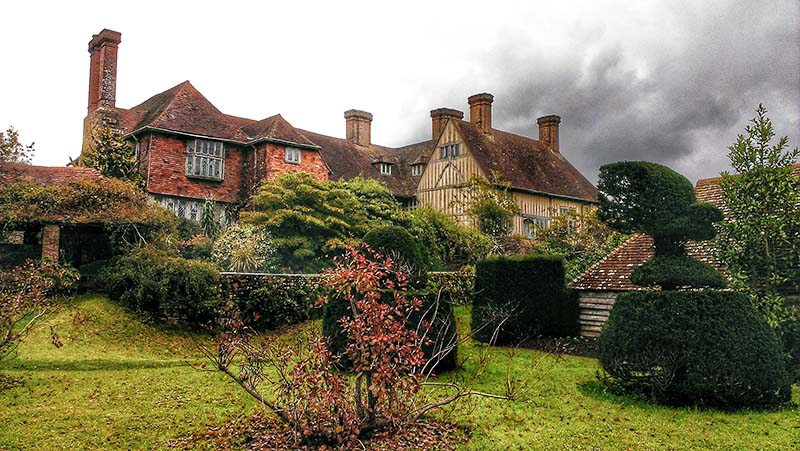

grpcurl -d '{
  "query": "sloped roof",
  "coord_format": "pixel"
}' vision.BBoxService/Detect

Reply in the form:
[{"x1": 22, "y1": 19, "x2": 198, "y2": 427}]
[
  {"x1": 118, "y1": 81, "x2": 314, "y2": 147},
  {"x1": 0, "y1": 163, "x2": 103, "y2": 185},
  {"x1": 569, "y1": 165, "x2": 800, "y2": 291},
  {"x1": 454, "y1": 120, "x2": 598, "y2": 202}
]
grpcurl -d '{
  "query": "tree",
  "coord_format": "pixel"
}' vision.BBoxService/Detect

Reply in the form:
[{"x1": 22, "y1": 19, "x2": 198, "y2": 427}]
[
  {"x1": 82, "y1": 126, "x2": 141, "y2": 184},
  {"x1": 243, "y1": 172, "x2": 366, "y2": 271},
  {"x1": 459, "y1": 173, "x2": 520, "y2": 238},
  {"x1": 598, "y1": 161, "x2": 725, "y2": 290},
  {"x1": 200, "y1": 197, "x2": 221, "y2": 240},
  {"x1": 717, "y1": 104, "x2": 800, "y2": 303},
  {"x1": 531, "y1": 209, "x2": 627, "y2": 282},
  {"x1": 0, "y1": 126, "x2": 35, "y2": 164}
]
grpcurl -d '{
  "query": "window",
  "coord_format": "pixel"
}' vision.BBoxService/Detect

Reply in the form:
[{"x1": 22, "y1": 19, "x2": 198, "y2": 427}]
[
  {"x1": 411, "y1": 164, "x2": 423, "y2": 176},
  {"x1": 439, "y1": 143, "x2": 460, "y2": 159},
  {"x1": 523, "y1": 216, "x2": 551, "y2": 238},
  {"x1": 559, "y1": 206, "x2": 572, "y2": 215},
  {"x1": 285, "y1": 147, "x2": 301, "y2": 164},
  {"x1": 380, "y1": 163, "x2": 392, "y2": 175},
  {"x1": 186, "y1": 139, "x2": 224, "y2": 181}
]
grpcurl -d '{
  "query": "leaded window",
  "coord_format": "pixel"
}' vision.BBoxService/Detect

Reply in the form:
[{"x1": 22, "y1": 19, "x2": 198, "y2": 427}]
[
  {"x1": 523, "y1": 216, "x2": 551, "y2": 238},
  {"x1": 285, "y1": 147, "x2": 301, "y2": 164},
  {"x1": 439, "y1": 143, "x2": 460, "y2": 159},
  {"x1": 380, "y1": 163, "x2": 392, "y2": 175},
  {"x1": 411, "y1": 164, "x2": 423, "y2": 176},
  {"x1": 186, "y1": 139, "x2": 225, "y2": 181}
]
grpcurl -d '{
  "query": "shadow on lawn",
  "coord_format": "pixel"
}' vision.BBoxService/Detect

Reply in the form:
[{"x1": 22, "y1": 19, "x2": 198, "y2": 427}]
[{"x1": 0, "y1": 358, "x2": 186, "y2": 372}]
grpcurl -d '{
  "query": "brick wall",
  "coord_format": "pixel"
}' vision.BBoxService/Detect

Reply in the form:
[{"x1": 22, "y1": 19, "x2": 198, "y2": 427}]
[
  {"x1": 41, "y1": 224, "x2": 60, "y2": 262},
  {"x1": 264, "y1": 143, "x2": 328, "y2": 181},
  {"x1": 145, "y1": 133, "x2": 246, "y2": 203}
]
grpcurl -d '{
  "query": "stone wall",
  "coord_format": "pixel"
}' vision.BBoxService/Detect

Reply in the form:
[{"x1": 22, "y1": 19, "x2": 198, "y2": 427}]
[{"x1": 220, "y1": 272, "x2": 323, "y2": 304}]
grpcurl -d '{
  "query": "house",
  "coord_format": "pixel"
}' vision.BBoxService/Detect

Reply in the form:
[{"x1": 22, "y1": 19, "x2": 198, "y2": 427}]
[
  {"x1": 569, "y1": 165, "x2": 800, "y2": 337},
  {"x1": 81, "y1": 29, "x2": 597, "y2": 234}
]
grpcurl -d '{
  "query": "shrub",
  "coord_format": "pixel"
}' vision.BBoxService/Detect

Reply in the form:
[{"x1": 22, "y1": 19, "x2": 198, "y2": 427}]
[
  {"x1": 398, "y1": 207, "x2": 491, "y2": 269},
  {"x1": 78, "y1": 259, "x2": 110, "y2": 292},
  {"x1": 598, "y1": 290, "x2": 791, "y2": 408},
  {"x1": 236, "y1": 276, "x2": 323, "y2": 331},
  {"x1": 363, "y1": 225, "x2": 426, "y2": 274},
  {"x1": 37, "y1": 260, "x2": 80, "y2": 296},
  {"x1": 211, "y1": 223, "x2": 276, "y2": 273},
  {"x1": 102, "y1": 247, "x2": 221, "y2": 327},
  {"x1": 777, "y1": 309, "x2": 800, "y2": 384},
  {"x1": 630, "y1": 255, "x2": 727, "y2": 290},
  {"x1": 471, "y1": 255, "x2": 578, "y2": 344},
  {"x1": 180, "y1": 235, "x2": 213, "y2": 261},
  {"x1": 427, "y1": 267, "x2": 475, "y2": 306}
]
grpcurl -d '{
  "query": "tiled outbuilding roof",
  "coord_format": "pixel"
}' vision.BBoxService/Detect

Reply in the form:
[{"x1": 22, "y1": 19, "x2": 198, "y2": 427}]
[{"x1": 0, "y1": 163, "x2": 103, "y2": 186}]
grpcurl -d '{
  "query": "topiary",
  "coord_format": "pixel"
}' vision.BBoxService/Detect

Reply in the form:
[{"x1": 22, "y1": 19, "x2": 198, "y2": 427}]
[
  {"x1": 363, "y1": 225, "x2": 426, "y2": 275},
  {"x1": 598, "y1": 290, "x2": 791, "y2": 409},
  {"x1": 471, "y1": 255, "x2": 578, "y2": 344},
  {"x1": 598, "y1": 161, "x2": 725, "y2": 290}
]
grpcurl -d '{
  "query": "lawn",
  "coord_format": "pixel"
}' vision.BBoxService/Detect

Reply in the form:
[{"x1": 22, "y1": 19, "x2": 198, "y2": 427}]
[{"x1": 1, "y1": 294, "x2": 798, "y2": 450}]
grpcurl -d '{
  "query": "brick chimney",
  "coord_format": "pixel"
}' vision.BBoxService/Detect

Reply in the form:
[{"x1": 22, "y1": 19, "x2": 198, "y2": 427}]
[
  {"x1": 468, "y1": 93, "x2": 494, "y2": 134},
  {"x1": 430, "y1": 108, "x2": 464, "y2": 142},
  {"x1": 344, "y1": 110, "x2": 373, "y2": 147},
  {"x1": 87, "y1": 29, "x2": 122, "y2": 113},
  {"x1": 537, "y1": 114, "x2": 561, "y2": 153}
]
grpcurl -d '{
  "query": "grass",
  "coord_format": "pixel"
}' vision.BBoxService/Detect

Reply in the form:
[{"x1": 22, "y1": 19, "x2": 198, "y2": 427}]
[{"x1": 1, "y1": 295, "x2": 798, "y2": 450}]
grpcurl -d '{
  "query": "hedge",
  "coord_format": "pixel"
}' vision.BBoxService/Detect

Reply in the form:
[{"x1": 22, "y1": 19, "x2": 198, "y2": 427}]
[
  {"x1": 102, "y1": 247, "x2": 221, "y2": 327},
  {"x1": 363, "y1": 225, "x2": 427, "y2": 274},
  {"x1": 221, "y1": 273, "x2": 324, "y2": 331},
  {"x1": 471, "y1": 255, "x2": 578, "y2": 344},
  {"x1": 598, "y1": 290, "x2": 791, "y2": 408}
]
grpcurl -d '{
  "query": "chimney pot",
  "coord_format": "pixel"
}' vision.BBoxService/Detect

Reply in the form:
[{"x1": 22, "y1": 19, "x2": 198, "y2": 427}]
[
  {"x1": 468, "y1": 93, "x2": 494, "y2": 133},
  {"x1": 344, "y1": 109, "x2": 373, "y2": 146},
  {"x1": 430, "y1": 108, "x2": 464, "y2": 142},
  {"x1": 537, "y1": 114, "x2": 561, "y2": 153},
  {"x1": 87, "y1": 29, "x2": 122, "y2": 113}
]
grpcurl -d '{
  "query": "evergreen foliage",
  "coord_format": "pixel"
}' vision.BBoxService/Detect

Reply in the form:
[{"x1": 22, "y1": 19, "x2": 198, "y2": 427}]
[
  {"x1": 598, "y1": 161, "x2": 724, "y2": 289},
  {"x1": 363, "y1": 225, "x2": 426, "y2": 274},
  {"x1": 598, "y1": 290, "x2": 791, "y2": 408},
  {"x1": 211, "y1": 223, "x2": 276, "y2": 273},
  {"x1": 82, "y1": 126, "x2": 142, "y2": 185},
  {"x1": 471, "y1": 255, "x2": 579, "y2": 344}
]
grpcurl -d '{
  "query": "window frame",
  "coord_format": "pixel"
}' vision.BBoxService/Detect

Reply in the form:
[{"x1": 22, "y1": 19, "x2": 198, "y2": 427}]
[
  {"x1": 285, "y1": 147, "x2": 302, "y2": 165},
  {"x1": 523, "y1": 216, "x2": 551, "y2": 238},
  {"x1": 380, "y1": 162, "x2": 392, "y2": 175},
  {"x1": 185, "y1": 138, "x2": 225, "y2": 181},
  {"x1": 438, "y1": 143, "x2": 461, "y2": 159},
  {"x1": 411, "y1": 164, "x2": 423, "y2": 176}
]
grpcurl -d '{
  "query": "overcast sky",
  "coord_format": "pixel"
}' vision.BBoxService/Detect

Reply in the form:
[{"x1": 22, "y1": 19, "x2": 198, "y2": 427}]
[{"x1": 1, "y1": 0, "x2": 798, "y2": 183}]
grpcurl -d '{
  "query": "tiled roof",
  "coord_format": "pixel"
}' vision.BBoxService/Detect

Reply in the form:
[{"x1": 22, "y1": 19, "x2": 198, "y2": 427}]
[
  {"x1": 454, "y1": 120, "x2": 598, "y2": 202},
  {"x1": 570, "y1": 165, "x2": 800, "y2": 291},
  {"x1": 242, "y1": 114, "x2": 318, "y2": 148},
  {"x1": 0, "y1": 163, "x2": 103, "y2": 186}
]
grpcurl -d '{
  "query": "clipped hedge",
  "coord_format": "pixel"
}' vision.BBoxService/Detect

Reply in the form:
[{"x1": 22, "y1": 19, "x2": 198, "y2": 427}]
[
  {"x1": 221, "y1": 273, "x2": 324, "y2": 331},
  {"x1": 102, "y1": 247, "x2": 221, "y2": 327},
  {"x1": 363, "y1": 225, "x2": 426, "y2": 274},
  {"x1": 471, "y1": 255, "x2": 578, "y2": 344},
  {"x1": 322, "y1": 288, "x2": 458, "y2": 373},
  {"x1": 598, "y1": 290, "x2": 791, "y2": 409},
  {"x1": 630, "y1": 254, "x2": 726, "y2": 290},
  {"x1": 427, "y1": 268, "x2": 475, "y2": 306}
]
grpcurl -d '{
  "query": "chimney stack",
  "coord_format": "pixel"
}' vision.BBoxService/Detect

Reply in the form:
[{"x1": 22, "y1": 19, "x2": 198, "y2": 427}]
[
  {"x1": 468, "y1": 93, "x2": 494, "y2": 134},
  {"x1": 344, "y1": 109, "x2": 373, "y2": 147},
  {"x1": 537, "y1": 114, "x2": 561, "y2": 153},
  {"x1": 87, "y1": 29, "x2": 122, "y2": 113},
  {"x1": 430, "y1": 108, "x2": 464, "y2": 142}
]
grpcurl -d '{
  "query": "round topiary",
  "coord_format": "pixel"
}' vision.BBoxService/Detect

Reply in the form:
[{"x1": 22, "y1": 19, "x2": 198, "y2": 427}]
[
  {"x1": 598, "y1": 290, "x2": 791, "y2": 409},
  {"x1": 321, "y1": 288, "x2": 458, "y2": 373},
  {"x1": 363, "y1": 226, "x2": 427, "y2": 275},
  {"x1": 630, "y1": 255, "x2": 727, "y2": 290}
]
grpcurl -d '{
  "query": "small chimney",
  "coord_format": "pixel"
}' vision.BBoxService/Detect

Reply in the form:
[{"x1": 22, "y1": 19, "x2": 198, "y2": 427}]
[
  {"x1": 344, "y1": 109, "x2": 373, "y2": 147},
  {"x1": 537, "y1": 114, "x2": 561, "y2": 153},
  {"x1": 468, "y1": 93, "x2": 494, "y2": 133},
  {"x1": 430, "y1": 108, "x2": 464, "y2": 142},
  {"x1": 87, "y1": 29, "x2": 122, "y2": 113}
]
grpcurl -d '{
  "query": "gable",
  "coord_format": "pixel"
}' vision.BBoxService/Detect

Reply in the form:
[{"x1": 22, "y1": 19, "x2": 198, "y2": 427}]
[{"x1": 417, "y1": 120, "x2": 485, "y2": 191}]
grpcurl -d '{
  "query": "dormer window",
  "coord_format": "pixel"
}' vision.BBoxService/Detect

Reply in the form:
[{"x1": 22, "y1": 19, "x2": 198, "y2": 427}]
[
  {"x1": 186, "y1": 139, "x2": 224, "y2": 181},
  {"x1": 380, "y1": 163, "x2": 392, "y2": 175},
  {"x1": 285, "y1": 147, "x2": 301, "y2": 164},
  {"x1": 439, "y1": 143, "x2": 460, "y2": 159},
  {"x1": 411, "y1": 164, "x2": 423, "y2": 176}
]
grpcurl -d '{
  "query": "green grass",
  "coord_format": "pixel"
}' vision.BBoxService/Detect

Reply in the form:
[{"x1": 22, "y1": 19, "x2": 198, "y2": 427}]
[{"x1": 1, "y1": 296, "x2": 798, "y2": 450}]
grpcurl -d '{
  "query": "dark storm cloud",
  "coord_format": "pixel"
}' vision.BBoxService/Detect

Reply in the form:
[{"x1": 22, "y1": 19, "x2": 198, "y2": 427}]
[{"x1": 429, "y1": 2, "x2": 800, "y2": 183}]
